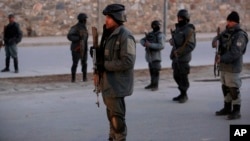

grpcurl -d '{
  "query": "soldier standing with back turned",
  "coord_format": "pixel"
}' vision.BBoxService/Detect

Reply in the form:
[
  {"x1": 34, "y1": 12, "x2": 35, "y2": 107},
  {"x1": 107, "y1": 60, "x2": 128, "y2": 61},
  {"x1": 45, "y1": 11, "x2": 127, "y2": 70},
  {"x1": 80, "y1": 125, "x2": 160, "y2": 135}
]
[
  {"x1": 67, "y1": 13, "x2": 88, "y2": 82},
  {"x1": 212, "y1": 11, "x2": 248, "y2": 120},
  {"x1": 169, "y1": 9, "x2": 196, "y2": 103}
]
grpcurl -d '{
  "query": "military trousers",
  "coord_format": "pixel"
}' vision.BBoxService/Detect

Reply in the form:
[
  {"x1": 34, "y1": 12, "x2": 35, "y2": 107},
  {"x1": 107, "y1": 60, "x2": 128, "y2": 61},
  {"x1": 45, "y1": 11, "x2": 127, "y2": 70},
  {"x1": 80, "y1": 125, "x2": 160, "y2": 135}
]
[
  {"x1": 103, "y1": 96, "x2": 127, "y2": 141},
  {"x1": 71, "y1": 51, "x2": 87, "y2": 74},
  {"x1": 148, "y1": 61, "x2": 161, "y2": 87},
  {"x1": 172, "y1": 62, "x2": 190, "y2": 94},
  {"x1": 220, "y1": 71, "x2": 242, "y2": 105}
]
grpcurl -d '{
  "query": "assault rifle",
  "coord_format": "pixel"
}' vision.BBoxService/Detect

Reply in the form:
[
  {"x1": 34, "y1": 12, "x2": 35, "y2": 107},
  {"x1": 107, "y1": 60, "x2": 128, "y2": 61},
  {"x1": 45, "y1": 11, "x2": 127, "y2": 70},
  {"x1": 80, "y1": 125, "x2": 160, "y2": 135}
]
[
  {"x1": 79, "y1": 30, "x2": 87, "y2": 59},
  {"x1": 144, "y1": 32, "x2": 152, "y2": 62},
  {"x1": 170, "y1": 28, "x2": 194, "y2": 68},
  {"x1": 214, "y1": 27, "x2": 220, "y2": 77},
  {"x1": 91, "y1": 26, "x2": 101, "y2": 108},
  {"x1": 170, "y1": 28, "x2": 179, "y2": 68}
]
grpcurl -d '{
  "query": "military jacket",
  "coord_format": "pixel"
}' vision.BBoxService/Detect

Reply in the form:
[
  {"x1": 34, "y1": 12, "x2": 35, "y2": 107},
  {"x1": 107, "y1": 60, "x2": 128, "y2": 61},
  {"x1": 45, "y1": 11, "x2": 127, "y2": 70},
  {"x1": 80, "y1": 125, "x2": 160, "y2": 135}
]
[
  {"x1": 140, "y1": 31, "x2": 165, "y2": 63},
  {"x1": 101, "y1": 25, "x2": 136, "y2": 97},
  {"x1": 67, "y1": 22, "x2": 88, "y2": 59},
  {"x1": 170, "y1": 23, "x2": 196, "y2": 63},
  {"x1": 215, "y1": 25, "x2": 248, "y2": 73}
]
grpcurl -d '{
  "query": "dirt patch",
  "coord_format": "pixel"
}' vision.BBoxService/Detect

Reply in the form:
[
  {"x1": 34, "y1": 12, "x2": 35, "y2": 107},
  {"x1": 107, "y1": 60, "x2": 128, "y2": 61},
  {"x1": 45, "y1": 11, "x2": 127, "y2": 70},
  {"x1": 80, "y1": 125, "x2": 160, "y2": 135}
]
[{"x1": 0, "y1": 64, "x2": 249, "y2": 84}]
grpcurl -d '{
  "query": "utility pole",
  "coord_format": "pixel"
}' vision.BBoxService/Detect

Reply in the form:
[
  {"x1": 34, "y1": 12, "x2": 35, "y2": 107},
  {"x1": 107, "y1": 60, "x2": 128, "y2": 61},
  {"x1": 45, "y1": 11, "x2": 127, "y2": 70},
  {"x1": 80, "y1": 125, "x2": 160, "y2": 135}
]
[{"x1": 163, "y1": 0, "x2": 168, "y2": 36}]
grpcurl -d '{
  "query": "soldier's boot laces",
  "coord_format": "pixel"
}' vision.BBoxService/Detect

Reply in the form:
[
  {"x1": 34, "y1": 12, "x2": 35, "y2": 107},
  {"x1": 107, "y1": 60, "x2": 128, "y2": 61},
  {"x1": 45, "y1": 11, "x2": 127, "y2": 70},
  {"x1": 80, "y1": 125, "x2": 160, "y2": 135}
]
[
  {"x1": 215, "y1": 102, "x2": 232, "y2": 116},
  {"x1": 227, "y1": 105, "x2": 241, "y2": 120}
]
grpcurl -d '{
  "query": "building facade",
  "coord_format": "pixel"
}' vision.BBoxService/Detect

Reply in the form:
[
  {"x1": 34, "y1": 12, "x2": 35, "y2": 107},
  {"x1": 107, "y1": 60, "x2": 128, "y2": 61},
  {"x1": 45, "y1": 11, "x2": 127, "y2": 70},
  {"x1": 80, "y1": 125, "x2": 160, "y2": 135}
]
[{"x1": 0, "y1": 0, "x2": 249, "y2": 36}]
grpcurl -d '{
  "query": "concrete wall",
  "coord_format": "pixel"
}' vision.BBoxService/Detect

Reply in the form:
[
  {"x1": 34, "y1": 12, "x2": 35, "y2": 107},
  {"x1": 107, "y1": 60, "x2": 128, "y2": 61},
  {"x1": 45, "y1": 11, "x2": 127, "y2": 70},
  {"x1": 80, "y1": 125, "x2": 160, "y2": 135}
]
[{"x1": 0, "y1": 0, "x2": 249, "y2": 36}]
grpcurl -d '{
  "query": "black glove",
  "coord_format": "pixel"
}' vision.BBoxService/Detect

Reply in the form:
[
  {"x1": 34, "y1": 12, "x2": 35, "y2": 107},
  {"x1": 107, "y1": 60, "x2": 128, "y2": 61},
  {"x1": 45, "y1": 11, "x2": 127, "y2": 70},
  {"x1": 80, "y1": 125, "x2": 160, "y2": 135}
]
[
  {"x1": 96, "y1": 63, "x2": 105, "y2": 72},
  {"x1": 89, "y1": 46, "x2": 94, "y2": 58}
]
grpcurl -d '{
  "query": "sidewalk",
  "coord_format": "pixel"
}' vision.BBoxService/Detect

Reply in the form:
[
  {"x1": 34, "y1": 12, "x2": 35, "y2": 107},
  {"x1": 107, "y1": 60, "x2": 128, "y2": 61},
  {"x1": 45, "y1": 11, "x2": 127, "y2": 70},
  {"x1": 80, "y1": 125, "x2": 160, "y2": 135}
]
[{"x1": 19, "y1": 33, "x2": 216, "y2": 47}]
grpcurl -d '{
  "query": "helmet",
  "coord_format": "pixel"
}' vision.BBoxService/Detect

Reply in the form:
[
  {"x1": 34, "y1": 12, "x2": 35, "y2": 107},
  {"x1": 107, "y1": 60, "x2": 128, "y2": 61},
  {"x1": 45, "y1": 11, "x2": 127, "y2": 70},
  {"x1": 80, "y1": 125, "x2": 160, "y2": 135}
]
[
  {"x1": 177, "y1": 9, "x2": 190, "y2": 21},
  {"x1": 77, "y1": 13, "x2": 88, "y2": 21},
  {"x1": 8, "y1": 14, "x2": 15, "y2": 18},
  {"x1": 103, "y1": 4, "x2": 126, "y2": 23},
  {"x1": 151, "y1": 20, "x2": 161, "y2": 29}
]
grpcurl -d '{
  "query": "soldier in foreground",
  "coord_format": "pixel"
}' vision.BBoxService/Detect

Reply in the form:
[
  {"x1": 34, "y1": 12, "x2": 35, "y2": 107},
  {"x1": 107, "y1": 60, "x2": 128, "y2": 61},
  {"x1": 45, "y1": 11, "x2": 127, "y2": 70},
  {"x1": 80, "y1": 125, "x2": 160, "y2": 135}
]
[
  {"x1": 140, "y1": 20, "x2": 165, "y2": 91},
  {"x1": 91, "y1": 4, "x2": 136, "y2": 141},
  {"x1": 67, "y1": 13, "x2": 88, "y2": 82},
  {"x1": 169, "y1": 9, "x2": 196, "y2": 103},
  {"x1": 1, "y1": 14, "x2": 22, "y2": 73},
  {"x1": 212, "y1": 11, "x2": 248, "y2": 120}
]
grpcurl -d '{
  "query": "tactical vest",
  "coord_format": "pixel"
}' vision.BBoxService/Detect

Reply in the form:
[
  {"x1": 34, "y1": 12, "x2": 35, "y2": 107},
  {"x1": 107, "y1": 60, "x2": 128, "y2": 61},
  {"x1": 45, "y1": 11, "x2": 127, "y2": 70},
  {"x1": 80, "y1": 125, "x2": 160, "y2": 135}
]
[{"x1": 219, "y1": 28, "x2": 248, "y2": 55}]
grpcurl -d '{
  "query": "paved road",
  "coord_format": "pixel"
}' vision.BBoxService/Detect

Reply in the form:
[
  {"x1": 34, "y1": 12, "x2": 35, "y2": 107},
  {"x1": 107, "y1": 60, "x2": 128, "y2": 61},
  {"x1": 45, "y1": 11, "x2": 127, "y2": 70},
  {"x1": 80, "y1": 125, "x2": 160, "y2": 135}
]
[
  {"x1": 0, "y1": 34, "x2": 249, "y2": 141},
  {"x1": 0, "y1": 76, "x2": 250, "y2": 141},
  {"x1": 1, "y1": 40, "x2": 250, "y2": 78}
]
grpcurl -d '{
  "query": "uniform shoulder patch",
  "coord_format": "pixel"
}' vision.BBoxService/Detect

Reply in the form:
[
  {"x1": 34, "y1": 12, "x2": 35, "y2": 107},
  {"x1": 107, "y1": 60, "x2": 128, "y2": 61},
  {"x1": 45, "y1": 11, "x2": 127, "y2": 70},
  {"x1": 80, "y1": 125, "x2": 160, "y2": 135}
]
[{"x1": 127, "y1": 38, "x2": 136, "y2": 55}]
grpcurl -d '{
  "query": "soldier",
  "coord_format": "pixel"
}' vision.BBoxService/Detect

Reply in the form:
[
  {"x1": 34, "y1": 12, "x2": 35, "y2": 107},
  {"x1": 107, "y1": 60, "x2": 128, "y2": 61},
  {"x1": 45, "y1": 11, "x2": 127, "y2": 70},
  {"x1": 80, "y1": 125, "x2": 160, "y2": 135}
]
[
  {"x1": 1, "y1": 14, "x2": 22, "y2": 73},
  {"x1": 67, "y1": 13, "x2": 88, "y2": 82},
  {"x1": 140, "y1": 20, "x2": 165, "y2": 91},
  {"x1": 92, "y1": 4, "x2": 136, "y2": 141},
  {"x1": 169, "y1": 9, "x2": 196, "y2": 103},
  {"x1": 212, "y1": 11, "x2": 248, "y2": 120}
]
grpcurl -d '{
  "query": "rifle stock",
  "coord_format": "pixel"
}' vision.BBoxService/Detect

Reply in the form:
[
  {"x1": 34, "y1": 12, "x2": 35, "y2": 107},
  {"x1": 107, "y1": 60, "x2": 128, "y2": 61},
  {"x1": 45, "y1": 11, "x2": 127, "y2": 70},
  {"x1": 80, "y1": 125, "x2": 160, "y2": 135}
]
[{"x1": 91, "y1": 26, "x2": 100, "y2": 108}]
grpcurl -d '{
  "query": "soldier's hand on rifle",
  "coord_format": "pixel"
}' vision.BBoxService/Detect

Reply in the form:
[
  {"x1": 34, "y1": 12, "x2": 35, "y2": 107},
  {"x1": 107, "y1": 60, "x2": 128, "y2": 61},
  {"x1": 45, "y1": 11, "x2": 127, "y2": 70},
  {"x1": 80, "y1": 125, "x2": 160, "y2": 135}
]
[
  {"x1": 215, "y1": 54, "x2": 220, "y2": 64},
  {"x1": 212, "y1": 40, "x2": 218, "y2": 48},
  {"x1": 144, "y1": 40, "x2": 150, "y2": 47},
  {"x1": 96, "y1": 63, "x2": 105, "y2": 72},
  {"x1": 93, "y1": 74, "x2": 99, "y2": 86},
  {"x1": 174, "y1": 50, "x2": 179, "y2": 58},
  {"x1": 169, "y1": 39, "x2": 174, "y2": 46}
]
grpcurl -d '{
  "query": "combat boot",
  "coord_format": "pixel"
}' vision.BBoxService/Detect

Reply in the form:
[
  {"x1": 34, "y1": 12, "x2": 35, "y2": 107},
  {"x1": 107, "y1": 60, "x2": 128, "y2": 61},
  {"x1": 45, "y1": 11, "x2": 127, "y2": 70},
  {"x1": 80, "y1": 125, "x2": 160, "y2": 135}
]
[
  {"x1": 108, "y1": 137, "x2": 113, "y2": 141},
  {"x1": 172, "y1": 94, "x2": 182, "y2": 101},
  {"x1": 1, "y1": 68, "x2": 10, "y2": 72},
  {"x1": 227, "y1": 105, "x2": 241, "y2": 120},
  {"x1": 71, "y1": 73, "x2": 76, "y2": 82},
  {"x1": 1, "y1": 57, "x2": 10, "y2": 72},
  {"x1": 151, "y1": 82, "x2": 158, "y2": 91},
  {"x1": 82, "y1": 72, "x2": 87, "y2": 82},
  {"x1": 144, "y1": 84, "x2": 153, "y2": 89},
  {"x1": 14, "y1": 58, "x2": 19, "y2": 73},
  {"x1": 178, "y1": 94, "x2": 188, "y2": 103},
  {"x1": 215, "y1": 102, "x2": 232, "y2": 116}
]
